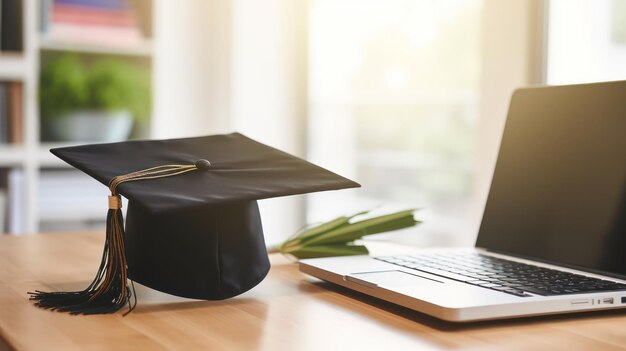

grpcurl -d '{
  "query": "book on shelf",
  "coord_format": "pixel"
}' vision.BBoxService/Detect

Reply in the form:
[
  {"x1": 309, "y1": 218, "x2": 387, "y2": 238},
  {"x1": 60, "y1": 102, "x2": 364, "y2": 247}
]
[
  {"x1": 0, "y1": 169, "x2": 6, "y2": 234},
  {"x1": 7, "y1": 167, "x2": 24, "y2": 234},
  {"x1": 8, "y1": 82, "x2": 22, "y2": 144},
  {"x1": 0, "y1": 0, "x2": 24, "y2": 52},
  {"x1": 0, "y1": 83, "x2": 6, "y2": 144},
  {"x1": 41, "y1": 0, "x2": 151, "y2": 48},
  {"x1": 0, "y1": 81, "x2": 24, "y2": 145},
  {"x1": 0, "y1": 189, "x2": 6, "y2": 234}
]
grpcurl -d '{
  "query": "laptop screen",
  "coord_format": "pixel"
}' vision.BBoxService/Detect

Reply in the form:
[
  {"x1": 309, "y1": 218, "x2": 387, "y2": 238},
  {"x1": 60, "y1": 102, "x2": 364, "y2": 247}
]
[{"x1": 476, "y1": 81, "x2": 626, "y2": 278}]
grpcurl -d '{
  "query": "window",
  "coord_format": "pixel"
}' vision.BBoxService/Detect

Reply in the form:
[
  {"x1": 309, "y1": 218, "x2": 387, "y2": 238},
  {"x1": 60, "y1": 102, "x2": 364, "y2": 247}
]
[
  {"x1": 307, "y1": 0, "x2": 483, "y2": 246},
  {"x1": 547, "y1": 0, "x2": 626, "y2": 84}
]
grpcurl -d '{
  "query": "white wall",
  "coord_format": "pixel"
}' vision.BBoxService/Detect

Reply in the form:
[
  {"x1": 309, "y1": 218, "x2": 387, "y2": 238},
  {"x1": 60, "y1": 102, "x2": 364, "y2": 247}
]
[
  {"x1": 152, "y1": 0, "x2": 232, "y2": 138},
  {"x1": 468, "y1": 0, "x2": 546, "y2": 245},
  {"x1": 230, "y1": 0, "x2": 308, "y2": 245},
  {"x1": 153, "y1": 0, "x2": 308, "y2": 245}
]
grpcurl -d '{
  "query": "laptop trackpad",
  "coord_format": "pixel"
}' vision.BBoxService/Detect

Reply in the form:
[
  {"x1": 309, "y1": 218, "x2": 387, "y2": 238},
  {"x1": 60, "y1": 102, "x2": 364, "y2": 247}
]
[{"x1": 346, "y1": 270, "x2": 443, "y2": 288}]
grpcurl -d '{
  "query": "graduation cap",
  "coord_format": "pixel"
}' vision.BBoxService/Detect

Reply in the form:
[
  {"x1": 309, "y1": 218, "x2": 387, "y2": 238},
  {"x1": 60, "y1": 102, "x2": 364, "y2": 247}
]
[{"x1": 29, "y1": 132, "x2": 359, "y2": 315}]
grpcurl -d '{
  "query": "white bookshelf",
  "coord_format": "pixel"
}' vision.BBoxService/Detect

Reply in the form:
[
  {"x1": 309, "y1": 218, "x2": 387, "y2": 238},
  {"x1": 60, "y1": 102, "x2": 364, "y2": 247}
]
[
  {"x1": 0, "y1": 55, "x2": 27, "y2": 80},
  {"x1": 0, "y1": 145, "x2": 27, "y2": 165},
  {"x1": 0, "y1": 0, "x2": 156, "y2": 234},
  {"x1": 39, "y1": 39, "x2": 154, "y2": 57}
]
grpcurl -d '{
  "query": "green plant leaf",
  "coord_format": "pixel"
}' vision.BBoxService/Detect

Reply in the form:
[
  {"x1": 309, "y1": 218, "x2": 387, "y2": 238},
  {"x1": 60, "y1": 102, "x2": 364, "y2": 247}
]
[
  {"x1": 273, "y1": 208, "x2": 421, "y2": 260},
  {"x1": 280, "y1": 210, "x2": 368, "y2": 249},
  {"x1": 39, "y1": 54, "x2": 151, "y2": 121},
  {"x1": 302, "y1": 209, "x2": 417, "y2": 246},
  {"x1": 304, "y1": 216, "x2": 419, "y2": 246},
  {"x1": 288, "y1": 244, "x2": 369, "y2": 259},
  {"x1": 39, "y1": 54, "x2": 89, "y2": 117}
]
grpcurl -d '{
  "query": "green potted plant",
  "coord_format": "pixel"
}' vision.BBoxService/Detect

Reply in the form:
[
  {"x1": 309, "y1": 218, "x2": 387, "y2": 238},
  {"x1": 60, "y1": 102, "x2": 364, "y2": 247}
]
[{"x1": 40, "y1": 54, "x2": 151, "y2": 142}]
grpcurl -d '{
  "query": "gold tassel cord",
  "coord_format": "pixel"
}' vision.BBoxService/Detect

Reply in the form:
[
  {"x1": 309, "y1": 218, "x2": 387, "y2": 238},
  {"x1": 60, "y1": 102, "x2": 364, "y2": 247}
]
[{"x1": 28, "y1": 161, "x2": 210, "y2": 315}]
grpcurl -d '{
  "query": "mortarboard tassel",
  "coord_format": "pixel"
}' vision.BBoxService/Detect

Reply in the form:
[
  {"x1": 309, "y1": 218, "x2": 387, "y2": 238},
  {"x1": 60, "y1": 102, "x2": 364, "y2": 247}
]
[{"x1": 29, "y1": 161, "x2": 211, "y2": 315}]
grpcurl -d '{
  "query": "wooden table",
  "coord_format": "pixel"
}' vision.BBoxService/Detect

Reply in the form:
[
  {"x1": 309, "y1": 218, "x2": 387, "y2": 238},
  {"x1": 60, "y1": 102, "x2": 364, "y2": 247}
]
[{"x1": 1, "y1": 233, "x2": 626, "y2": 351}]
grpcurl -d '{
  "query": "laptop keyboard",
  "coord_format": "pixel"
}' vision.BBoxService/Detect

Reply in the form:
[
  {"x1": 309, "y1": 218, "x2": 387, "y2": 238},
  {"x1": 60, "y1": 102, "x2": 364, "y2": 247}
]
[{"x1": 376, "y1": 252, "x2": 626, "y2": 297}]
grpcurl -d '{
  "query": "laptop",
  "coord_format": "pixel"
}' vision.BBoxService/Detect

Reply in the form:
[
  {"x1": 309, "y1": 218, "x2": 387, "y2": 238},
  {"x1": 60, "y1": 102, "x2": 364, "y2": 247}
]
[{"x1": 299, "y1": 80, "x2": 626, "y2": 322}]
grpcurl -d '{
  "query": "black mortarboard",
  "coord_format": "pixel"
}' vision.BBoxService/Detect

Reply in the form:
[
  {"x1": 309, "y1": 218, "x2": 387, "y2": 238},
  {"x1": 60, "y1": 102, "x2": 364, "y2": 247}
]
[{"x1": 29, "y1": 132, "x2": 359, "y2": 315}]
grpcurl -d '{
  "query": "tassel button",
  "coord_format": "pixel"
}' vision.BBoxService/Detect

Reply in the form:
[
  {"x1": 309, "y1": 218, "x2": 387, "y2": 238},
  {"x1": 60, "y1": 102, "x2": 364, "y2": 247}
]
[
  {"x1": 195, "y1": 159, "x2": 212, "y2": 171},
  {"x1": 108, "y1": 195, "x2": 122, "y2": 209}
]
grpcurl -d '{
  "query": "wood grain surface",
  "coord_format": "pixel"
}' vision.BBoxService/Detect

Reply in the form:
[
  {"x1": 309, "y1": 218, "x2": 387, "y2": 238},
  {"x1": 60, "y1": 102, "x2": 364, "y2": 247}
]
[{"x1": 1, "y1": 232, "x2": 626, "y2": 351}]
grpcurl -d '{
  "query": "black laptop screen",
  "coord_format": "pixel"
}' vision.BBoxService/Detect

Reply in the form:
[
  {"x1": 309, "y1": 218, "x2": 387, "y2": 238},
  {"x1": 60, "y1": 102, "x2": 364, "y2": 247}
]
[{"x1": 476, "y1": 81, "x2": 626, "y2": 278}]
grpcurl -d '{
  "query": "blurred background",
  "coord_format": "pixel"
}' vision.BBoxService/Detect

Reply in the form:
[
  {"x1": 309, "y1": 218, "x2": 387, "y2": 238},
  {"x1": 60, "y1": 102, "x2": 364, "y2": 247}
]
[{"x1": 0, "y1": 0, "x2": 625, "y2": 247}]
